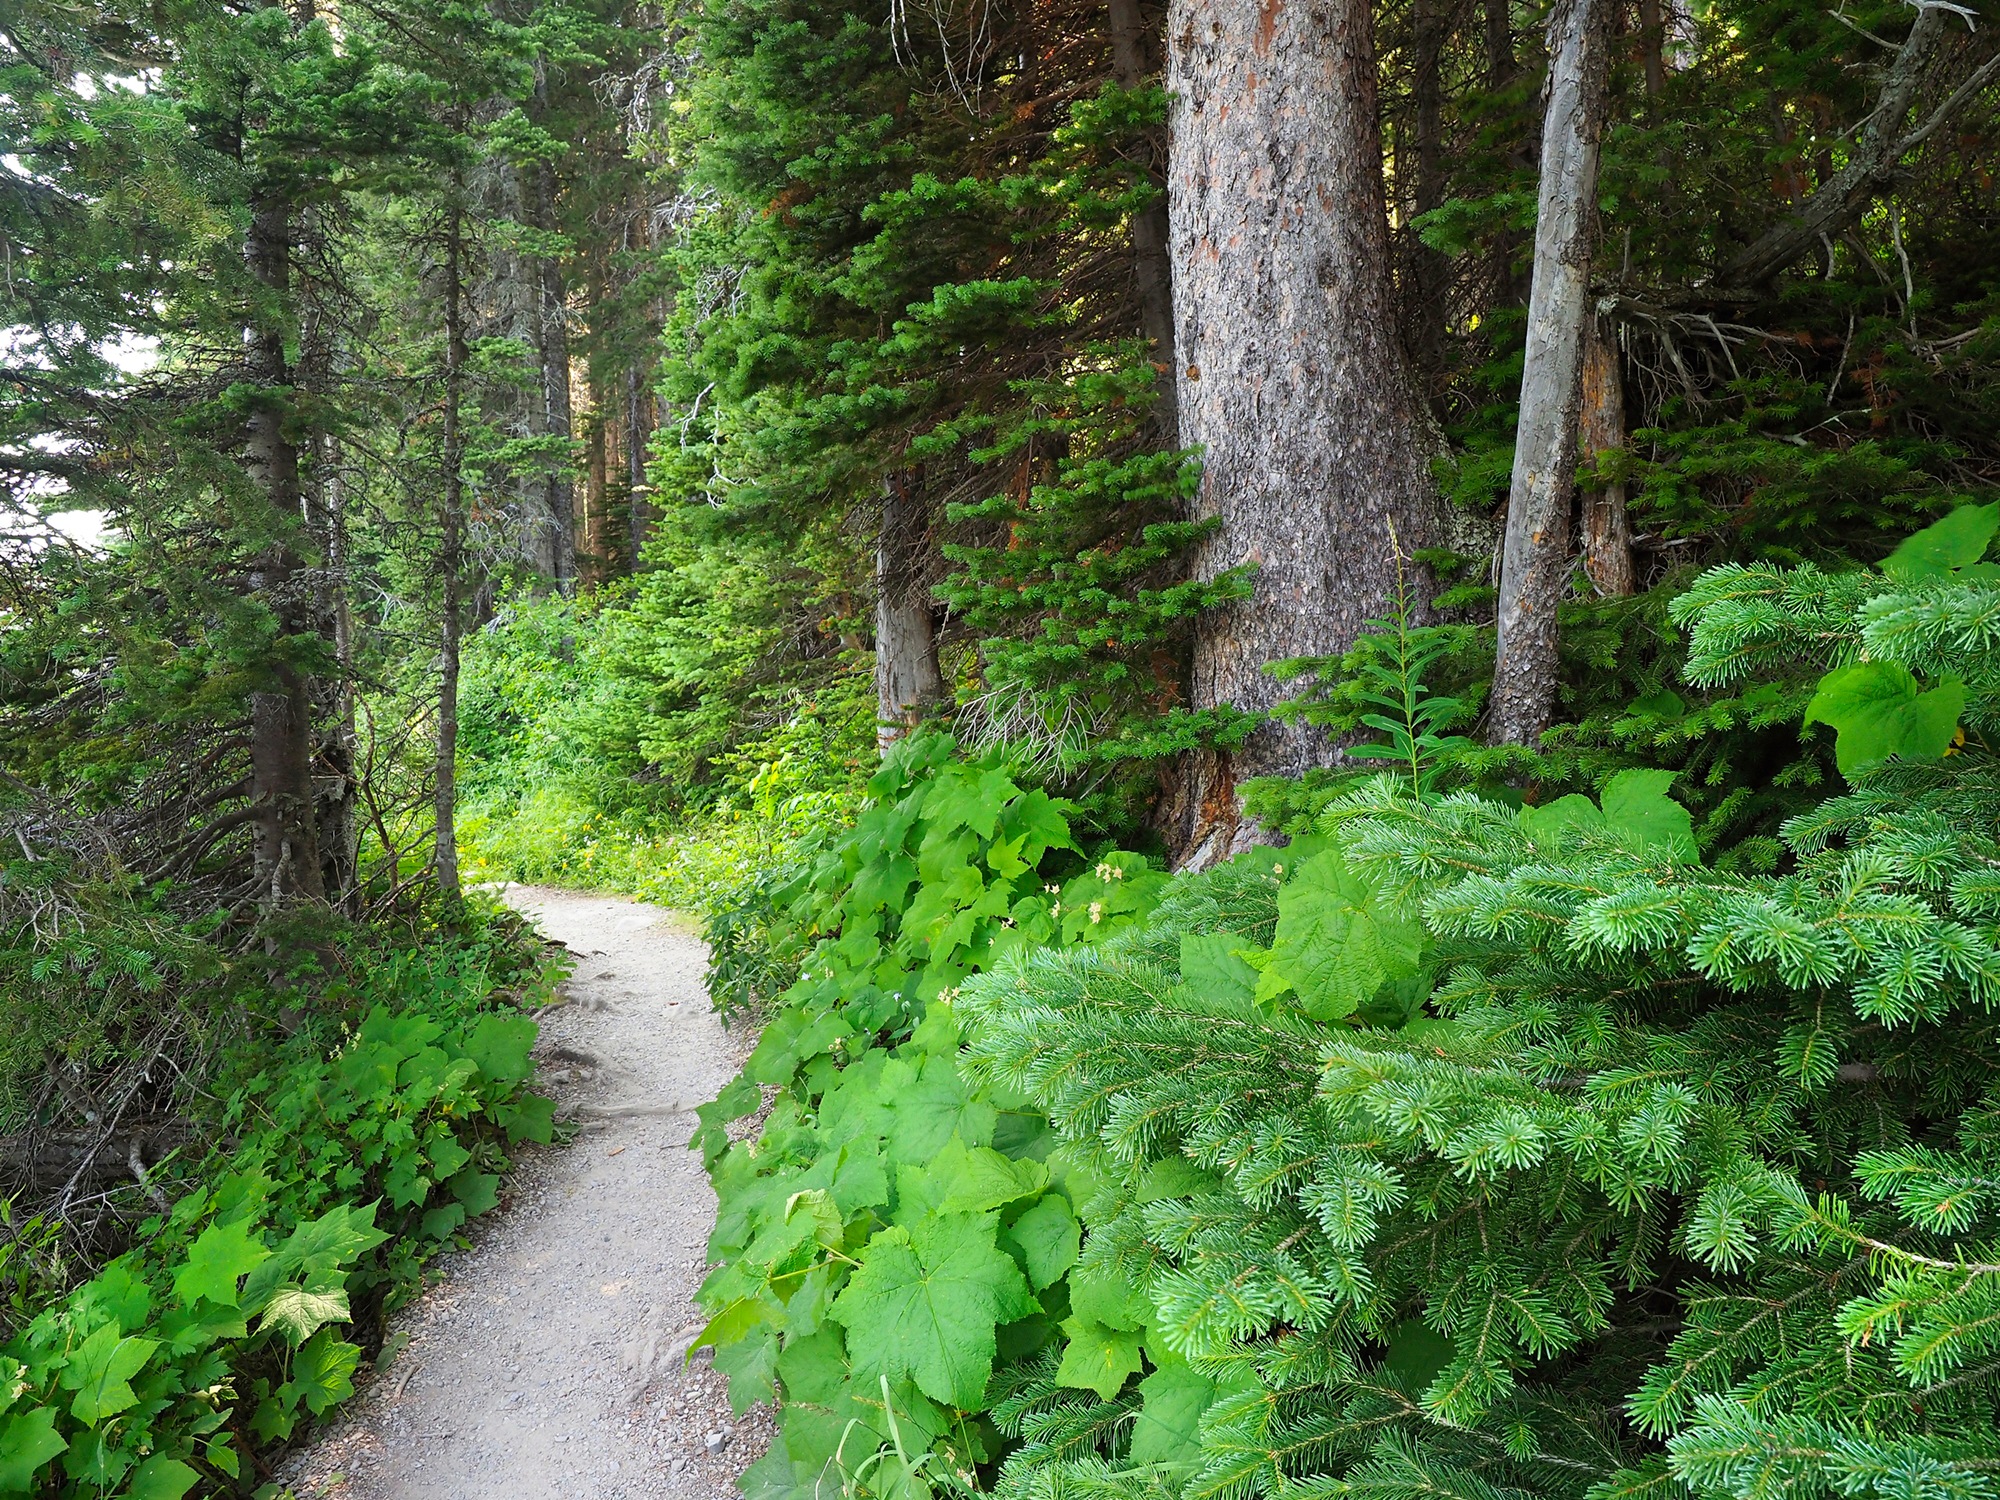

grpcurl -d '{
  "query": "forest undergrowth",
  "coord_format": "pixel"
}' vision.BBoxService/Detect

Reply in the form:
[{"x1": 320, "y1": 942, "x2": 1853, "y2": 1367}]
[{"x1": 653, "y1": 506, "x2": 2000, "y2": 1500}]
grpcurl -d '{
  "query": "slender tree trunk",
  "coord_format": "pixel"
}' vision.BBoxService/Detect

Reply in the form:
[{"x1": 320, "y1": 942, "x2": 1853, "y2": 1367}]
[
  {"x1": 627, "y1": 366, "x2": 652, "y2": 567},
  {"x1": 321, "y1": 441, "x2": 362, "y2": 912},
  {"x1": 244, "y1": 186, "x2": 325, "y2": 905},
  {"x1": 875, "y1": 470, "x2": 946, "y2": 747},
  {"x1": 1170, "y1": 0, "x2": 1442, "y2": 786},
  {"x1": 1108, "y1": 0, "x2": 1177, "y2": 442},
  {"x1": 435, "y1": 203, "x2": 467, "y2": 906},
  {"x1": 530, "y1": 65, "x2": 576, "y2": 585},
  {"x1": 1635, "y1": 0, "x2": 1666, "y2": 107},
  {"x1": 584, "y1": 404, "x2": 609, "y2": 584},
  {"x1": 1578, "y1": 312, "x2": 1634, "y2": 596},
  {"x1": 1485, "y1": 0, "x2": 1514, "y2": 85},
  {"x1": 1489, "y1": 0, "x2": 1611, "y2": 745}
]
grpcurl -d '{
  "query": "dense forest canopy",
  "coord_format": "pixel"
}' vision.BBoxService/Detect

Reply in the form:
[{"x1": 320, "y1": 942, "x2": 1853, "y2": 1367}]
[{"x1": 5, "y1": 0, "x2": 2000, "y2": 1491}]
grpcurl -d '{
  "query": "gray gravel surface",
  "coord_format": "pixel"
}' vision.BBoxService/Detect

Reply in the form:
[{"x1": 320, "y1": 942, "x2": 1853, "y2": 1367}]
[{"x1": 281, "y1": 886, "x2": 775, "y2": 1500}]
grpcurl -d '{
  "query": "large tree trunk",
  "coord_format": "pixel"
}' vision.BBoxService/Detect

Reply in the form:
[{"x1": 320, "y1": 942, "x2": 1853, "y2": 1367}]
[
  {"x1": 244, "y1": 188, "x2": 325, "y2": 906},
  {"x1": 1170, "y1": 0, "x2": 1442, "y2": 791},
  {"x1": 875, "y1": 471, "x2": 946, "y2": 747},
  {"x1": 1488, "y1": 0, "x2": 1611, "y2": 746},
  {"x1": 435, "y1": 203, "x2": 467, "y2": 907},
  {"x1": 1108, "y1": 0, "x2": 1178, "y2": 443}
]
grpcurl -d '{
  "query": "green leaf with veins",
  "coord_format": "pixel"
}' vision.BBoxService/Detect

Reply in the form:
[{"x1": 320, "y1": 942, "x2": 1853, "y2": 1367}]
[
  {"x1": 1883, "y1": 503, "x2": 2000, "y2": 580},
  {"x1": 1001, "y1": 1196, "x2": 1079, "y2": 1290},
  {"x1": 59, "y1": 1325, "x2": 157, "y2": 1423},
  {"x1": 1056, "y1": 1314, "x2": 1144, "y2": 1399},
  {"x1": 1805, "y1": 662, "x2": 1965, "y2": 775},
  {"x1": 173, "y1": 1218, "x2": 271, "y2": 1308},
  {"x1": 1263, "y1": 847, "x2": 1424, "y2": 1020},
  {"x1": 831, "y1": 1213, "x2": 1033, "y2": 1408}
]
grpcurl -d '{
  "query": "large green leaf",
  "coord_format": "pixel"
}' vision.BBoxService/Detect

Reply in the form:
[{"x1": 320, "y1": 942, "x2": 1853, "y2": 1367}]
[
  {"x1": 1804, "y1": 662, "x2": 1965, "y2": 775},
  {"x1": 830, "y1": 1212, "x2": 1033, "y2": 1408},
  {"x1": 1521, "y1": 770, "x2": 1697, "y2": 862},
  {"x1": 1129, "y1": 1360, "x2": 1216, "y2": 1466},
  {"x1": 256, "y1": 1277, "x2": 351, "y2": 1346},
  {"x1": 173, "y1": 1218, "x2": 271, "y2": 1309},
  {"x1": 929, "y1": 1138, "x2": 1048, "y2": 1215},
  {"x1": 1599, "y1": 769, "x2": 1699, "y2": 862},
  {"x1": 462, "y1": 1013, "x2": 537, "y2": 1084},
  {"x1": 1055, "y1": 1315, "x2": 1143, "y2": 1399},
  {"x1": 1262, "y1": 847, "x2": 1424, "y2": 1021},
  {"x1": 1179, "y1": 933, "x2": 1259, "y2": 1007},
  {"x1": 1001, "y1": 1196, "x2": 1079, "y2": 1291},
  {"x1": 280, "y1": 1329, "x2": 362, "y2": 1415},
  {"x1": 59, "y1": 1325, "x2": 157, "y2": 1424},
  {"x1": 124, "y1": 1455, "x2": 201, "y2": 1500},
  {"x1": 0, "y1": 1408, "x2": 66, "y2": 1493},
  {"x1": 1883, "y1": 503, "x2": 2000, "y2": 581}
]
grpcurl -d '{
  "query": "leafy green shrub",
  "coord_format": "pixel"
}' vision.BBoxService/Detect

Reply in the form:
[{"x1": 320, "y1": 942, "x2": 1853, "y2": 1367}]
[
  {"x1": 0, "y1": 927, "x2": 560, "y2": 1496},
  {"x1": 691, "y1": 732, "x2": 1169, "y2": 1500},
  {"x1": 944, "y1": 506, "x2": 2000, "y2": 1500}
]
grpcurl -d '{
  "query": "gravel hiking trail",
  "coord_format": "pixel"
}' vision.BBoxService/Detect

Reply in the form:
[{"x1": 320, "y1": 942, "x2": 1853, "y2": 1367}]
[{"x1": 282, "y1": 886, "x2": 776, "y2": 1500}]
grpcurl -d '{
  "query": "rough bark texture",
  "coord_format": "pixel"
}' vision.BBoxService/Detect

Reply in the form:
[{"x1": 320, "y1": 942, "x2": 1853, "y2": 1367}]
[
  {"x1": 875, "y1": 471, "x2": 947, "y2": 747},
  {"x1": 244, "y1": 188, "x2": 325, "y2": 904},
  {"x1": 1109, "y1": 0, "x2": 1178, "y2": 442},
  {"x1": 1578, "y1": 312, "x2": 1635, "y2": 597},
  {"x1": 436, "y1": 207, "x2": 467, "y2": 905},
  {"x1": 1169, "y1": 0, "x2": 1442, "y2": 784},
  {"x1": 1489, "y1": 0, "x2": 1610, "y2": 746}
]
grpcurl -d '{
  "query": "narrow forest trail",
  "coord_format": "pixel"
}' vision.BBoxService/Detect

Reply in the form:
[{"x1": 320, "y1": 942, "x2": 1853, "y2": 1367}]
[{"x1": 283, "y1": 887, "x2": 775, "y2": 1500}]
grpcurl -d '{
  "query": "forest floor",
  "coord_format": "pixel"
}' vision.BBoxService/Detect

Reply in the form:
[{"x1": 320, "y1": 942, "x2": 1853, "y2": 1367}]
[{"x1": 280, "y1": 886, "x2": 776, "y2": 1500}]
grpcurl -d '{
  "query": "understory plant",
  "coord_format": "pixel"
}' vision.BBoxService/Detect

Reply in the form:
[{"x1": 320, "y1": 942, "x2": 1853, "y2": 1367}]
[
  {"x1": 952, "y1": 504, "x2": 2000, "y2": 1500},
  {"x1": 0, "y1": 915, "x2": 561, "y2": 1497},
  {"x1": 703, "y1": 504, "x2": 2000, "y2": 1500},
  {"x1": 692, "y1": 732, "x2": 1169, "y2": 1500}
]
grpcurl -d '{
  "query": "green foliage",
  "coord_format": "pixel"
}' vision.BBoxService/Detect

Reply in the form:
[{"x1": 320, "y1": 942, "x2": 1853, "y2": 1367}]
[
  {"x1": 937, "y1": 508, "x2": 2000, "y2": 1500},
  {"x1": 0, "y1": 915, "x2": 559, "y2": 1496},
  {"x1": 456, "y1": 586, "x2": 875, "y2": 913},
  {"x1": 693, "y1": 732, "x2": 1170, "y2": 1500}
]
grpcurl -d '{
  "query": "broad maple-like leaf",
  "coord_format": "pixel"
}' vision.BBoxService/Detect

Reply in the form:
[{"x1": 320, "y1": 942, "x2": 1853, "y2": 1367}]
[{"x1": 831, "y1": 1212, "x2": 1033, "y2": 1408}]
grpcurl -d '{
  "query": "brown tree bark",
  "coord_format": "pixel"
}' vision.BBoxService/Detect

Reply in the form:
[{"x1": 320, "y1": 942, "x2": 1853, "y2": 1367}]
[
  {"x1": 435, "y1": 201, "x2": 467, "y2": 907},
  {"x1": 1578, "y1": 312, "x2": 1634, "y2": 596},
  {"x1": 1489, "y1": 0, "x2": 1611, "y2": 746},
  {"x1": 1169, "y1": 0, "x2": 1443, "y2": 786},
  {"x1": 244, "y1": 186, "x2": 325, "y2": 906},
  {"x1": 1108, "y1": 0, "x2": 1178, "y2": 442},
  {"x1": 875, "y1": 471, "x2": 947, "y2": 747}
]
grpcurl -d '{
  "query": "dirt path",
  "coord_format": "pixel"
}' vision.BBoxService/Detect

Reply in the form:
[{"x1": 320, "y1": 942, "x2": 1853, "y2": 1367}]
[{"x1": 283, "y1": 887, "x2": 774, "y2": 1500}]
